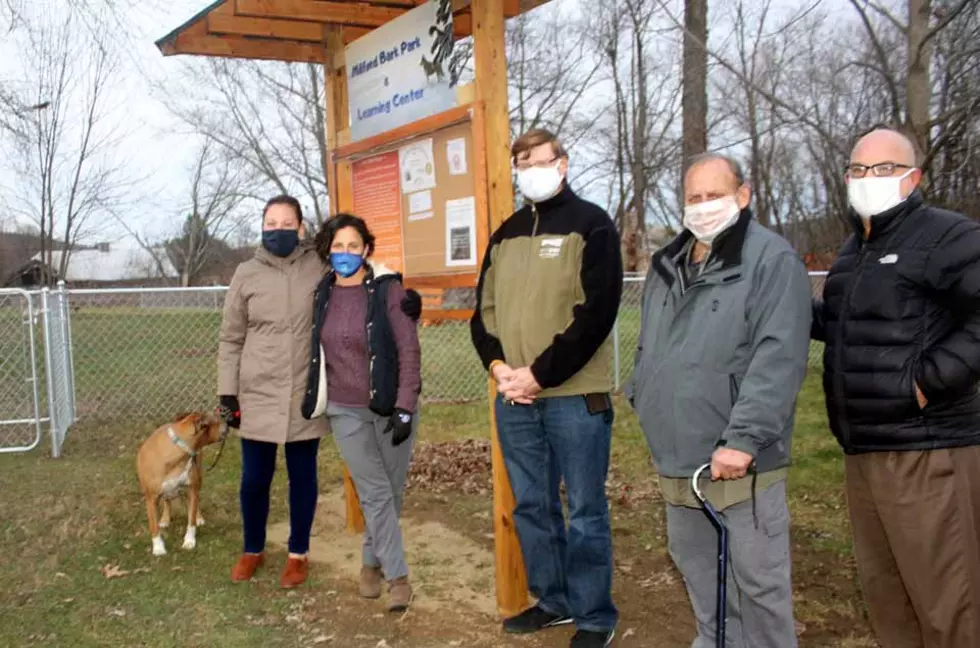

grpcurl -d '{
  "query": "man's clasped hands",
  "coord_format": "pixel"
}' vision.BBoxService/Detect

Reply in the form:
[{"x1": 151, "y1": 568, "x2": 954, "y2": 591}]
[{"x1": 492, "y1": 363, "x2": 541, "y2": 404}]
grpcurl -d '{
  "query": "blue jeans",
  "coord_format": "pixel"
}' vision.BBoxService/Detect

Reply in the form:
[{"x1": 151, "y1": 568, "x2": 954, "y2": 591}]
[
  {"x1": 495, "y1": 395, "x2": 618, "y2": 632},
  {"x1": 240, "y1": 437, "x2": 320, "y2": 555}
]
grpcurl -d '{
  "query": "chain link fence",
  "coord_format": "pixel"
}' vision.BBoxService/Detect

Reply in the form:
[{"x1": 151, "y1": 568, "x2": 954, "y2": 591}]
[
  {"x1": 0, "y1": 273, "x2": 830, "y2": 450},
  {"x1": 0, "y1": 289, "x2": 43, "y2": 452}
]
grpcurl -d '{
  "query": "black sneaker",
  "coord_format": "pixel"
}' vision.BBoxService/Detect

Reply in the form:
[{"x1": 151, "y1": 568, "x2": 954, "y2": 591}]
[
  {"x1": 502, "y1": 604, "x2": 574, "y2": 634},
  {"x1": 570, "y1": 628, "x2": 616, "y2": 647}
]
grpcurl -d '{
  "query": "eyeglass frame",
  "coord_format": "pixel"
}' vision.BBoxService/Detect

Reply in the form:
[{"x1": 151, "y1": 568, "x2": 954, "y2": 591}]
[
  {"x1": 513, "y1": 156, "x2": 561, "y2": 172},
  {"x1": 843, "y1": 162, "x2": 915, "y2": 179}
]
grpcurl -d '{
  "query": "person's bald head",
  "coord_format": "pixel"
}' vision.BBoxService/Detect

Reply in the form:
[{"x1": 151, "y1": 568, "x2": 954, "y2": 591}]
[
  {"x1": 850, "y1": 128, "x2": 918, "y2": 168},
  {"x1": 846, "y1": 127, "x2": 922, "y2": 205}
]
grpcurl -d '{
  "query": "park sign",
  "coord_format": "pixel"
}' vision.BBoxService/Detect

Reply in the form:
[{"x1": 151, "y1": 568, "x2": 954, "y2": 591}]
[{"x1": 346, "y1": 0, "x2": 457, "y2": 142}]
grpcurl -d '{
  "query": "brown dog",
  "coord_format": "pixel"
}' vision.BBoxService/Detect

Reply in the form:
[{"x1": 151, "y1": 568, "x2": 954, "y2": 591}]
[{"x1": 136, "y1": 411, "x2": 228, "y2": 556}]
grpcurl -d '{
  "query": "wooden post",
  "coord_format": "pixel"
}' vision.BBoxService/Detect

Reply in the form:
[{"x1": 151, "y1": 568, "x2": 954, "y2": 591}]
[
  {"x1": 324, "y1": 25, "x2": 364, "y2": 534},
  {"x1": 472, "y1": 0, "x2": 529, "y2": 618}
]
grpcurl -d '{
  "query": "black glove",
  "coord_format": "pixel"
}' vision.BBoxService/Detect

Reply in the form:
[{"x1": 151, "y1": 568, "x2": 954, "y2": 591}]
[
  {"x1": 219, "y1": 395, "x2": 241, "y2": 429},
  {"x1": 400, "y1": 289, "x2": 422, "y2": 322},
  {"x1": 383, "y1": 408, "x2": 413, "y2": 447}
]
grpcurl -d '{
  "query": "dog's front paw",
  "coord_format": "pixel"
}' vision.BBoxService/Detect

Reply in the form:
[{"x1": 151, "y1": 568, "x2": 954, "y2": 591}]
[
  {"x1": 182, "y1": 528, "x2": 197, "y2": 550},
  {"x1": 152, "y1": 536, "x2": 167, "y2": 556}
]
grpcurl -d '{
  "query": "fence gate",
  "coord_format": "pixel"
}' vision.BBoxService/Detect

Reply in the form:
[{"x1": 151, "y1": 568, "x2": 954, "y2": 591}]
[{"x1": 0, "y1": 289, "x2": 43, "y2": 453}]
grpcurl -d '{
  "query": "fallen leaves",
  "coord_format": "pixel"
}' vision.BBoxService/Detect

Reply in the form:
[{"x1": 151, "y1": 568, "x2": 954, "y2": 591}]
[
  {"x1": 407, "y1": 440, "x2": 493, "y2": 496},
  {"x1": 100, "y1": 564, "x2": 150, "y2": 579},
  {"x1": 407, "y1": 440, "x2": 663, "y2": 508}
]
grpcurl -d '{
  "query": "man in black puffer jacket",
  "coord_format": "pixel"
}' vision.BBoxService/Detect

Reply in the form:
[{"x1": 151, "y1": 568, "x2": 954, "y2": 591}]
[{"x1": 813, "y1": 127, "x2": 980, "y2": 647}]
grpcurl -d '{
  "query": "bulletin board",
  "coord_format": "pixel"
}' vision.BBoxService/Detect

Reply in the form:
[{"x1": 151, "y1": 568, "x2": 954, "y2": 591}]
[{"x1": 334, "y1": 103, "x2": 490, "y2": 290}]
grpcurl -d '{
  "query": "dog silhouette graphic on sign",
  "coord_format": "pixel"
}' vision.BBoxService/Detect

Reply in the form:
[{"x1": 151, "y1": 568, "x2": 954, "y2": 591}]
[{"x1": 420, "y1": 55, "x2": 445, "y2": 83}]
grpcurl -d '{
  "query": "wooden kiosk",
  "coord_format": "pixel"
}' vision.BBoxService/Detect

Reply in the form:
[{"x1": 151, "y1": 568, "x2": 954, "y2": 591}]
[{"x1": 157, "y1": 0, "x2": 552, "y2": 617}]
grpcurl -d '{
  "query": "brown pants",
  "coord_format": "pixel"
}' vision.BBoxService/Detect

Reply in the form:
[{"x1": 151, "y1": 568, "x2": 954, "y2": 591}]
[{"x1": 846, "y1": 446, "x2": 980, "y2": 648}]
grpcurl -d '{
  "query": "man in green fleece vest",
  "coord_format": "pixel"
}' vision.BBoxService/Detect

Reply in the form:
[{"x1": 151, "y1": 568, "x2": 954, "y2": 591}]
[{"x1": 471, "y1": 129, "x2": 623, "y2": 648}]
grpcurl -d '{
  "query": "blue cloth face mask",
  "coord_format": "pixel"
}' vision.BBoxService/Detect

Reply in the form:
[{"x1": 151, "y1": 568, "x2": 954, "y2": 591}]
[
  {"x1": 261, "y1": 229, "x2": 300, "y2": 258},
  {"x1": 330, "y1": 252, "x2": 365, "y2": 278}
]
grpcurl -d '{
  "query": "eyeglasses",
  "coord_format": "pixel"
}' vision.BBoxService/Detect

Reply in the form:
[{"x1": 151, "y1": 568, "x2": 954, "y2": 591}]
[
  {"x1": 514, "y1": 157, "x2": 559, "y2": 171},
  {"x1": 844, "y1": 162, "x2": 913, "y2": 179}
]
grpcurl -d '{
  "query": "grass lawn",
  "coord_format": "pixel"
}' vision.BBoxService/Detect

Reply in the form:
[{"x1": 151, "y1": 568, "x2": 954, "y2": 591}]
[{"x1": 0, "y1": 371, "x2": 876, "y2": 647}]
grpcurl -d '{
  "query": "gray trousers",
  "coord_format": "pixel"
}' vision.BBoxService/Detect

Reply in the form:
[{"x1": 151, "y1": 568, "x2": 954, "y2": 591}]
[
  {"x1": 327, "y1": 404, "x2": 416, "y2": 581},
  {"x1": 666, "y1": 480, "x2": 797, "y2": 648}
]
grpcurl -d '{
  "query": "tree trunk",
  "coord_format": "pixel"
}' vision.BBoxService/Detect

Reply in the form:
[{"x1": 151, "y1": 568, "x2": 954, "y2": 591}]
[
  {"x1": 682, "y1": 0, "x2": 709, "y2": 167},
  {"x1": 906, "y1": 0, "x2": 932, "y2": 164}
]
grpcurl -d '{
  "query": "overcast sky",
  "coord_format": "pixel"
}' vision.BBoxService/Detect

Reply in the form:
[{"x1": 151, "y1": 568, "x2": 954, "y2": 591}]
[
  {"x1": 1, "y1": 0, "x2": 858, "y2": 248},
  {"x1": 1, "y1": 0, "x2": 219, "y2": 245}
]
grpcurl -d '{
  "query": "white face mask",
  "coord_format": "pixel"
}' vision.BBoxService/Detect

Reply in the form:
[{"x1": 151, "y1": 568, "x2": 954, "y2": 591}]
[
  {"x1": 517, "y1": 162, "x2": 564, "y2": 203},
  {"x1": 847, "y1": 168, "x2": 915, "y2": 220},
  {"x1": 683, "y1": 196, "x2": 742, "y2": 244}
]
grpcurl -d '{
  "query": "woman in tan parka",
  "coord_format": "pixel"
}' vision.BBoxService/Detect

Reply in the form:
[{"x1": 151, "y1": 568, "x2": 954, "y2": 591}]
[{"x1": 217, "y1": 195, "x2": 330, "y2": 589}]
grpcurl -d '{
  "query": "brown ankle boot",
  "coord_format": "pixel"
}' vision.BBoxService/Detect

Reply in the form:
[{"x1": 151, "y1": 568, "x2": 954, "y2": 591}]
[
  {"x1": 231, "y1": 553, "x2": 264, "y2": 582},
  {"x1": 360, "y1": 565, "x2": 383, "y2": 599},
  {"x1": 387, "y1": 576, "x2": 412, "y2": 612},
  {"x1": 280, "y1": 557, "x2": 308, "y2": 589}
]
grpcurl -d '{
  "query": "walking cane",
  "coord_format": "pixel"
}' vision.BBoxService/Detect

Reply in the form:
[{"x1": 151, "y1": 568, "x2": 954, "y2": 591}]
[{"x1": 691, "y1": 462, "x2": 728, "y2": 648}]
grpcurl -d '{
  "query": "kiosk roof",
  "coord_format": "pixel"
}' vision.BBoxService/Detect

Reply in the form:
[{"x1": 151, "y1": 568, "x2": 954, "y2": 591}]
[{"x1": 156, "y1": 0, "x2": 552, "y2": 63}]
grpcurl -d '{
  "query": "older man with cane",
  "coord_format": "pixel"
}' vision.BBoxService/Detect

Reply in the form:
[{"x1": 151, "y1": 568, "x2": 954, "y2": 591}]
[{"x1": 629, "y1": 153, "x2": 811, "y2": 647}]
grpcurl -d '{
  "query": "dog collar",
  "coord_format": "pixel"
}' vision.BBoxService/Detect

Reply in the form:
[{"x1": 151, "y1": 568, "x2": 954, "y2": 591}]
[{"x1": 167, "y1": 426, "x2": 196, "y2": 458}]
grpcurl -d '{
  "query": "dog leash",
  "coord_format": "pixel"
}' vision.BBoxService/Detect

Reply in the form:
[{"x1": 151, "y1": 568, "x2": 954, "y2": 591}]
[
  {"x1": 207, "y1": 405, "x2": 237, "y2": 473},
  {"x1": 206, "y1": 436, "x2": 226, "y2": 472}
]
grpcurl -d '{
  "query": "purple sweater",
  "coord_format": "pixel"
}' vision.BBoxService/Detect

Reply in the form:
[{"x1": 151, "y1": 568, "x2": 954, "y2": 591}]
[{"x1": 320, "y1": 282, "x2": 421, "y2": 413}]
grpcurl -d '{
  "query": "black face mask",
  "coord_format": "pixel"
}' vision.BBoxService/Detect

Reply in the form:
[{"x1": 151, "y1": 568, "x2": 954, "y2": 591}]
[{"x1": 261, "y1": 229, "x2": 300, "y2": 258}]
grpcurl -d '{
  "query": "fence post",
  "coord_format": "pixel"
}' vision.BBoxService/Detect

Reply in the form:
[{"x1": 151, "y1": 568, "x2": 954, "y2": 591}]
[
  {"x1": 40, "y1": 287, "x2": 61, "y2": 458},
  {"x1": 57, "y1": 281, "x2": 76, "y2": 426},
  {"x1": 612, "y1": 317, "x2": 621, "y2": 392}
]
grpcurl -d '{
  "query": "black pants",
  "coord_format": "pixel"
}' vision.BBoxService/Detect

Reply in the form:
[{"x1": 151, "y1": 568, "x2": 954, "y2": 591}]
[{"x1": 240, "y1": 437, "x2": 319, "y2": 554}]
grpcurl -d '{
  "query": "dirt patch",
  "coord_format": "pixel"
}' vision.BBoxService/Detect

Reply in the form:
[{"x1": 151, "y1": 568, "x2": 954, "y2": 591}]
[{"x1": 268, "y1": 490, "x2": 500, "y2": 619}]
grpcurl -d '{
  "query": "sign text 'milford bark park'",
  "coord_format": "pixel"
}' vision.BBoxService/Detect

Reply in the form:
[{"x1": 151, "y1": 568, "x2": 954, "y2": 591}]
[{"x1": 346, "y1": 0, "x2": 456, "y2": 142}]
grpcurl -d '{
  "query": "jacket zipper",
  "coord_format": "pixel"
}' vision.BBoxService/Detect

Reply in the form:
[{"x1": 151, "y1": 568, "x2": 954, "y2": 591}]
[
  {"x1": 365, "y1": 278, "x2": 376, "y2": 405},
  {"x1": 516, "y1": 205, "x2": 540, "y2": 368},
  {"x1": 834, "y1": 243, "x2": 870, "y2": 444}
]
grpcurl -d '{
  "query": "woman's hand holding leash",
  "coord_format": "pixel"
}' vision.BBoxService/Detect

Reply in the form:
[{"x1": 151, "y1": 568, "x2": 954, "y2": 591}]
[{"x1": 219, "y1": 395, "x2": 241, "y2": 429}]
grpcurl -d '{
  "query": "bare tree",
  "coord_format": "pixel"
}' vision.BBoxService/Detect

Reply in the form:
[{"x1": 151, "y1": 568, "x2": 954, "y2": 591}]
[
  {"x1": 166, "y1": 142, "x2": 248, "y2": 287},
  {"x1": 119, "y1": 141, "x2": 249, "y2": 287},
  {"x1": 682, "y1": 0, "x2": 708, "y2": 166},
  {"x1": 586, "y1": 0, "x2": 684, "y2": 270},
  {"x1": 506, "y1": 8, "x2": 603, "y2": 151},
  {"x1": 845, "y1": 0, "x2": 979, "y2": 172},
  {"x1": 166, "y1": 59, "x2": 330, "y2": 226},
  {"x1": 2, "y1": 7, "x2": 132, "y2": 284}
]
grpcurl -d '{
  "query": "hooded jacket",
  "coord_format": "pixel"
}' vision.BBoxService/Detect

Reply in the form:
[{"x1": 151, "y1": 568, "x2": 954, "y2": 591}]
[{"x1": 217, "y1": 241, "x2": 330, "y2": 444}]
